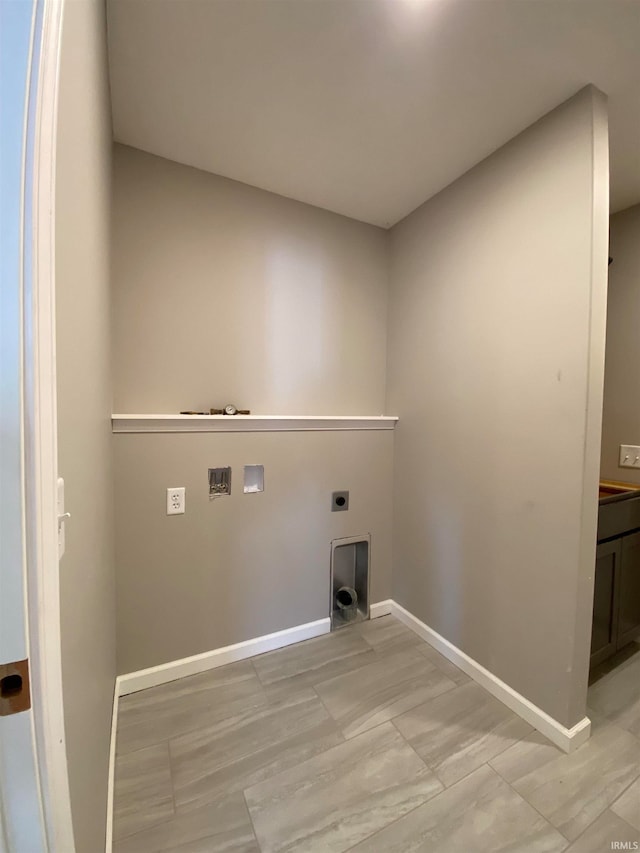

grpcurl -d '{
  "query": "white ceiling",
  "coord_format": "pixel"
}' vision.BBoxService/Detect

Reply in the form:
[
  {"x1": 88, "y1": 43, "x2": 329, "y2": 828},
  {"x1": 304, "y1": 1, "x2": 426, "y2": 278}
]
[{"x1": 107, "y1": 0, "x2": 640, "y2": 228}]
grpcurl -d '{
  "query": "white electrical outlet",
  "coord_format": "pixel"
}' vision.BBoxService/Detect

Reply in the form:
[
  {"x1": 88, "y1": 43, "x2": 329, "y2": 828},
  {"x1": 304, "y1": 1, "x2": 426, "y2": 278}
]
[
  {"x1": 619, "y1": 445, "x2": 640, "y2": 469},
  {"x1": 167, "y1": 487, "x2": 185, "y2": 515}
]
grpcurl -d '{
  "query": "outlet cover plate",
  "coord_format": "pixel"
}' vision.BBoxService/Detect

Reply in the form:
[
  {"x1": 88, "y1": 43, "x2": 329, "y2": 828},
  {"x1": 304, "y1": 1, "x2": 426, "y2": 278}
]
[{"x1": 167, "y1": 487, "x2": 185, "y2": 514}]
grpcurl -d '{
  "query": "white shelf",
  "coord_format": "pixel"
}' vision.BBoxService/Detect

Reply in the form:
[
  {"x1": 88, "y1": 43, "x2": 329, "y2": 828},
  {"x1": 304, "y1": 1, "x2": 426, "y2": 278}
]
[{"x1": 112, "y1": 414, "x2": 399, "y2": 434}]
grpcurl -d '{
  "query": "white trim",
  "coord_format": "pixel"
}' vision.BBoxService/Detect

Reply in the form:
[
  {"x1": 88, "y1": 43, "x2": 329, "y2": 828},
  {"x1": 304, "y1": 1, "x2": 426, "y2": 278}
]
[
  {"x1": 112, "y1": 599, "x2": 590, "y2": 757},
  {"x1": 104, "y1": 686, "x2": 118, "y2": 853},
  {"x1": 24, "y1": 0, "x2": 76, "y2": 849},
  {"x1": 370, "y1": 599, "x2": 393, "y2": 618},
  {"x1": 570, "y1": 86, "x2": 610, "y2": 724},
  {"x1": 117, "y1": 618, "x2": 331, "y2": 696},
  {"x1": 112, "y1": 414, "x2": 399, "y2": 434},
  {"x1": 116, "y1": 602, "x2": 394, "y2": 696},
  {"x1": 390, "y1": 601, "x2": 591, "y2": 753}
]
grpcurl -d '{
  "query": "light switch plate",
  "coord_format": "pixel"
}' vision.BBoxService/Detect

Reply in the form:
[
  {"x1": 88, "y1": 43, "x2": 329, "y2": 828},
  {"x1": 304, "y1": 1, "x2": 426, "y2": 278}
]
[
  {"x1": 167, "y1": 487, "x2": 185, "y2": 514},
  {"x1": 57, "y1": 477, "x2": 67, "y2": 558},
  {"x1": 619, "y1": 445, "x2": 640, "y2": 469}
]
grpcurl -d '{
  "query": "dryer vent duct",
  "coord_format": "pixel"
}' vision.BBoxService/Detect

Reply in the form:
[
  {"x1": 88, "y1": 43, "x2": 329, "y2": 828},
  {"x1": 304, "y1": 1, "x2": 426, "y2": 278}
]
[{"x1": 330, "y1": 535, "x2": 370, "y2": 630}]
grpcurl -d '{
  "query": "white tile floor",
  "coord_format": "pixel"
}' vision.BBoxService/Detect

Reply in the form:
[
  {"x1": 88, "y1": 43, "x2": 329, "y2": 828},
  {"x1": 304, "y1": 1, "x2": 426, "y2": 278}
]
[{"x1": 113, "y1": 618, "x2": 640, "y2": 852}]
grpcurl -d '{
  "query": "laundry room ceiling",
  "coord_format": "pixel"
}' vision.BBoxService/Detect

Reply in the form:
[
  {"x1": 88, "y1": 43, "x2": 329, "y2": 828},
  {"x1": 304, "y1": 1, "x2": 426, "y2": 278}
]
[{"x1": 107, "y1": 0, "x2": 640, "y2": 227}]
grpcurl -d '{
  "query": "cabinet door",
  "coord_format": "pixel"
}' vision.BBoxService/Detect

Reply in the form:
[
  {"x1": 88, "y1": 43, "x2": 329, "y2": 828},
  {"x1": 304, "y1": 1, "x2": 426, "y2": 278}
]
[
  {"x1": 618, "y1": 530, "x2": 640, "y2": 648},
  {"x1": 590, "y1": 539, "x2": 621, "y2": 668}
]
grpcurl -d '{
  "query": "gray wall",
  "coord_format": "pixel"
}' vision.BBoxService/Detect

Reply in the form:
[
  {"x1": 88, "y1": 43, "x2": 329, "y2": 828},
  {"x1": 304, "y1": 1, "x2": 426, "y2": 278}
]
[
  {"x1": 601, "y1": 204, "x2": 640, "y2": 485},
  {"x1": 115, "y1": 431, "x2": 393, "y2": 674},
  {"x1": 112, "y1": 145, "x2": 389, "y2": 415},
  {"x1": 111, "y1": 148, "x2": 393, "y2": 674},
  {"x1": 386, "y1": 87, "x2": 609, "y2": 728},
  {"x1": 56, "y1": 1, "x2": 115, "y2": 849},
  {"x1": 111, "y1": 89, "x2": 609, "y2": 732}
]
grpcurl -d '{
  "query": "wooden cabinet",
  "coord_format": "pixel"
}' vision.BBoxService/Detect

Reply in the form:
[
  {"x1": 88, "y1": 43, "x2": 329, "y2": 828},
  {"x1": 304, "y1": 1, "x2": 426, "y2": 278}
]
[
  {"x1": 591, "y1": 530, "x2": 640, "y2": 668},
  {"x1": 591, "y1": 539, "x2": 621, "y2": 667},
  {"x1": 619, "y1": 531, "x2": 640, "y2": 647}
]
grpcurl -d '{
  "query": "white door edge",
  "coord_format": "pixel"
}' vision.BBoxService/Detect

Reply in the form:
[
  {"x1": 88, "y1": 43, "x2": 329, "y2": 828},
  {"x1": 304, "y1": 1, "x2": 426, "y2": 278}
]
[{"x1": 23, "y1": 0, "x2": 75, "y2": 848}]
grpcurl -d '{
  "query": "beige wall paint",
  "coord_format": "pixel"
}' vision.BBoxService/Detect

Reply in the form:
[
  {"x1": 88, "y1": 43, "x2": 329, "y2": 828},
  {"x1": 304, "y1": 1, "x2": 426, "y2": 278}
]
[
  {"x1": 387, "y1": 87, "x2": 609, "y2": 728},
  {"x1": 112, "y1": 144, "x2": 393, "y2": 675},
  {"x1": 111, "y1": 145, "x2": 389, "y2": 415},
  {"x1": 601, "y1": 204, "x2": 640, "y2": 485},
  {"x1": 56, "y1": 1, "x2": 115, "y2": 850},
  {"x1": 110, "y1": 87, "x2": 608, "y2": 733},
  {"x1": 115, "y1": 431, "x2": 393, "y2": 674}
]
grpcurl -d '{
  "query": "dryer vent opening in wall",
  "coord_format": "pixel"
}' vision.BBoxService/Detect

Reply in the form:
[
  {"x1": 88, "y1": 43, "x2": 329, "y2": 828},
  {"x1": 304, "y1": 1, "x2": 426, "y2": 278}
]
[{"x1": 331, "y1": 535, "x2": 370, "y2": 630}]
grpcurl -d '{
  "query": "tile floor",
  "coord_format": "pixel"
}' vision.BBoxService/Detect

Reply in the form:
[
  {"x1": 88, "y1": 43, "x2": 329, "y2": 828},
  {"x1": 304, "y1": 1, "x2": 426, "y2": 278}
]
[{"x1": 113, "y1": 617, "x2": 640, "y2": 852}]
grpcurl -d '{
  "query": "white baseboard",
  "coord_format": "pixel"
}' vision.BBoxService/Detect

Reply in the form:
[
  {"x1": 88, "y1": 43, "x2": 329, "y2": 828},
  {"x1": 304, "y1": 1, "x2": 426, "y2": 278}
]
[
  {"x1": 370, "y1": 599, "x2": 393, "y2": 618},
  {"x1": 117, "y1": 602, "x2": 394, "y2": 697},
  {"x1": 390, "y1": 600, "x2": 590, "y2": 753},
  {"x1": 113, "y1": 599, "x2": 589, "y2": 754},
  {"x1": 117, "y1": 617, "x2": 331, "y2": 696},
  {"x1": 105, "y1": 682, "x2": 119, "y2": 853}
]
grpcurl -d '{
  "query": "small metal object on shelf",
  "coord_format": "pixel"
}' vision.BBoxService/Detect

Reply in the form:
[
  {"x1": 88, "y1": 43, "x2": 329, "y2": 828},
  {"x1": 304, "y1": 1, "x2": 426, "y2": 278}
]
[
  {"x1": 179, "y1": 406, "x2": 251, "y2": 415},
  {"x1": 209, "y1": 405, "x2": 251, "y2": 416},
  {"x1": 209, "y1": 467, "x2": 231, "y2": 498}
]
